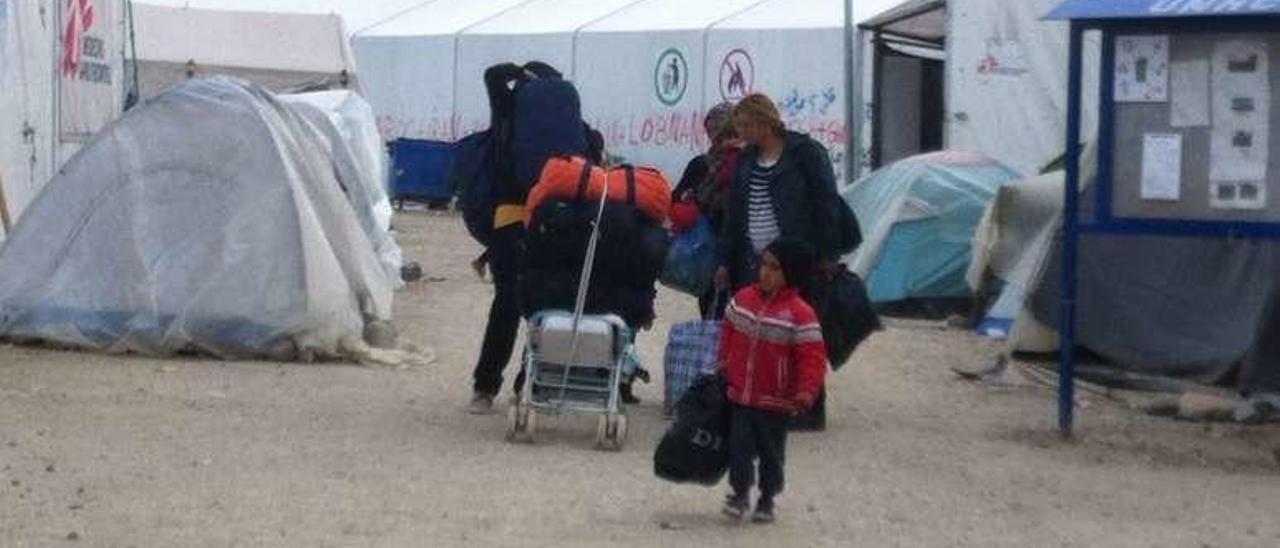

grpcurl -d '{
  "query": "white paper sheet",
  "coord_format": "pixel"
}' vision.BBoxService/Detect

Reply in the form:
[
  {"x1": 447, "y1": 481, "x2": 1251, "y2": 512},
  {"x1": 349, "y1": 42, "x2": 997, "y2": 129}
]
[
  {"x1": 1115, "y1": 35, "x2": 1170, "y2": 103},
  {"x1": 1141, "y1": 133, "x2": 1182, "y2": 201},
  {"x1": 1209, "y1": 39, "x2": 1270, "y2": 211},
  {"x1": 1170, "y1": 59, "x2": 1210, "y2": 127}
]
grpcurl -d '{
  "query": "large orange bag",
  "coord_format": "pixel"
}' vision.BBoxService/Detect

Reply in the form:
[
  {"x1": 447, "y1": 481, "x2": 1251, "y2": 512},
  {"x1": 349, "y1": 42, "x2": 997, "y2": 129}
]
[{"x1": 524, "y1": 156, "x2": 672, "y2": 225}]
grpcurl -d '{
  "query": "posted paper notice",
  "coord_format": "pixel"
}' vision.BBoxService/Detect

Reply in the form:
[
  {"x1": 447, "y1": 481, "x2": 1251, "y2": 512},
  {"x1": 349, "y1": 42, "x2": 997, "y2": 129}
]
[{"x1": 1141, "y1": 133, "x2": 1182, "y2": 201}]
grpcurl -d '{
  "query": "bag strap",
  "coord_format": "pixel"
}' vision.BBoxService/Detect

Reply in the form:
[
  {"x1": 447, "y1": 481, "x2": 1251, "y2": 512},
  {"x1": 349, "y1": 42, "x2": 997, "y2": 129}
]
[
  {"x1": 574, "y1": 158, "x2": 594, "y2": 202},
  {"x1": 623, "y1": 166, "x2": 638, "y2": 206}
]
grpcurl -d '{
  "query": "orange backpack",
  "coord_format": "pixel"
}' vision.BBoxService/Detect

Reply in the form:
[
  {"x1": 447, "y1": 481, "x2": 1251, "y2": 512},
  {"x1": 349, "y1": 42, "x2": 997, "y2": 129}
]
[{"x1": 524, "y1": 156, "x2": 672, "y2": 226}]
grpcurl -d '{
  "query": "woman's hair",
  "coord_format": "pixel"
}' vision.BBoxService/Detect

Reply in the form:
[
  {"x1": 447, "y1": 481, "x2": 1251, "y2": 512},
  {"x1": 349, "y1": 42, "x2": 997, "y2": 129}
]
[
  {"x1": 733, "y1": 93, "x2": 786, "y2": 137},
  {"x1": 704, "y1": 102, "x2": 737, "y2": 144},
  {"x1": 763, "y1": 238, "x2": 817, "y2": 293}
]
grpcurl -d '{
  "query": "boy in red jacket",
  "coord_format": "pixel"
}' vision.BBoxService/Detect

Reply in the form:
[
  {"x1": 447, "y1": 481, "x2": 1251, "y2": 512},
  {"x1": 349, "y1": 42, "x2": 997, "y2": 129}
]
[{"x1": 717, "y1": 238, "x2": 828, "y2": 523}]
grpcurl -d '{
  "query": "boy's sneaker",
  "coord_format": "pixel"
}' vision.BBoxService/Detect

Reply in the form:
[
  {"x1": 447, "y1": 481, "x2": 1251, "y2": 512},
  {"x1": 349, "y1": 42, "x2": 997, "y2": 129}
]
[
  {"x1": 467, "y1": 394, "x2": 495, "y2": 415},
  {"x1": 722, "y1": 493, "x2": 749, "y2": 519},
  {"x1": 751, "y1": 497, "x2": 775, "y2": 524}
]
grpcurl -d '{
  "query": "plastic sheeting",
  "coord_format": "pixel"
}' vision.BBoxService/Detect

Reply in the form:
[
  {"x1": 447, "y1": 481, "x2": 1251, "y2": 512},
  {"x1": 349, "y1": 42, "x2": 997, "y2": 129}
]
[
  {"x1": 281, "y1": 90, "x2": 403, "y2": 287},
  {"x1": 0, "y1": 77, "x2": 393, "y2": 359},
  {"x1": 841, "y1": 150, "x2": 1020, "y2": 303},
  {"x1": 969, "y1": 144, "x2": 1280, "y2": 394}
]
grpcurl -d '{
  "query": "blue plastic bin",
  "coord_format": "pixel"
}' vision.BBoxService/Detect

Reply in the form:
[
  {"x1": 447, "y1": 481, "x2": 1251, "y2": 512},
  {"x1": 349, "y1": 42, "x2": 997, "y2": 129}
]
[{"x1": 389, "y1": 139, "x2": 456, "y2": 205}]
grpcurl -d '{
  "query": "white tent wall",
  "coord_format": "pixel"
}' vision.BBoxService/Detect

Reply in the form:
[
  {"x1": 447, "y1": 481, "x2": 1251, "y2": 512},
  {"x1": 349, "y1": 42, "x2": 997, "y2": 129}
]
[
  {"x1": 943, "y1": 0, "x2": 1098, "y2": 174},
  {"x1": 0, "y1": 0, "x2": 126, "y2": 240},
  {"x1": 351, "y1": 0, "x2": 531, "y2": 142},
  {"x1": 576, "y1": 0, "x2": 764, "y2": 181},
  {"x1": 132, "y1": 4, "x2": 355, "y2": 98},
  {"x1": 453, "y1": 0, "x2": 640, "y2": 138},
  {"x1": 706, "y1": 0, "x2": 849, "y2": 182}
]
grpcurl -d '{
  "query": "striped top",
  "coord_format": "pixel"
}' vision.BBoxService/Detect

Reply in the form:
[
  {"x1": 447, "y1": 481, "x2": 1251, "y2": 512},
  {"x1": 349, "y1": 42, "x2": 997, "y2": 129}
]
[{"x1": 747, "y1": 158, "x2": 781, "y2": 254}]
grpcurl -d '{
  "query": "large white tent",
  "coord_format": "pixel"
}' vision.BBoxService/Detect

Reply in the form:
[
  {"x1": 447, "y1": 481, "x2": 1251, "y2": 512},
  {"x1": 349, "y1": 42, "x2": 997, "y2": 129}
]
[
  {"x1": 453, "y1": 0, "x2": 639, "y2": 137},
  {"x1": 132, "y1": 3, "x2": 356, "y2": 98},
  {"x1": 0, "y1": 0, "x2": 128, "y2": 240},
  {"x1": 706, "y1": 0, "x2": 849, "y2": 180},
  {"x1": 352, "y1": 0, "x2": 531, "y2": 143},
  {"x1": 858, "y1": 0, "x2": 1100, "y2": 176}
]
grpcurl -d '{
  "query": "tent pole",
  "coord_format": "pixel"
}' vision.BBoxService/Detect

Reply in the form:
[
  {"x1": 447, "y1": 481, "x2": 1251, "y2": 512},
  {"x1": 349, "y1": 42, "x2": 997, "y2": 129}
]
[
  {"x1": 843, "y1": 0, "x2": 855, "y2": 182},
  {"x1": 1059, "y1": 21, "x2": 1085, "y2": 438},
  {"x1": 0, "y1": 170, "x2": 11, "y2": 233}
]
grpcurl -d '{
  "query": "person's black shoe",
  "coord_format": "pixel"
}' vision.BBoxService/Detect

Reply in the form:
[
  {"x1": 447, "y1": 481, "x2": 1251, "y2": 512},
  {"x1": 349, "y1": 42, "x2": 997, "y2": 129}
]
[
  {"x1": 722, "y1": 492, "x2": 749, "y2": 519},
  {"x1": 633, "y1": 366, "x2": 651, "y2": 384},
  {"x1": 620, "y1": 382, "x2": 640, "y2": 405}
]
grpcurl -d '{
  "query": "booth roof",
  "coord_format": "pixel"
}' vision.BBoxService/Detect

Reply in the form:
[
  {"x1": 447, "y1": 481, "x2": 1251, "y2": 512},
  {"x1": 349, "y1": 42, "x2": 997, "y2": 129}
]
[{"x1": 1046, "y1": 0, "x2": 1280, "y2": 20}]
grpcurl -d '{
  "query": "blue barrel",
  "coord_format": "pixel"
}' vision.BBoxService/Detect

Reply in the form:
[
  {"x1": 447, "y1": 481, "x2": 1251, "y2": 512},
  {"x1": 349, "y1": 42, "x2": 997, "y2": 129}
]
[{"x1": 389, "y1": 139, "x2": 456, "y2": 205}]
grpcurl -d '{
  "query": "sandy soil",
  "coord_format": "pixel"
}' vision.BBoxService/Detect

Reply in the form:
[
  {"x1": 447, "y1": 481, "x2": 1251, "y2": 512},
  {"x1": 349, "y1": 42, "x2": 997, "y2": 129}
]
[{"x1": 2, "y1": 211, "x2": 1278, "y2": 548}]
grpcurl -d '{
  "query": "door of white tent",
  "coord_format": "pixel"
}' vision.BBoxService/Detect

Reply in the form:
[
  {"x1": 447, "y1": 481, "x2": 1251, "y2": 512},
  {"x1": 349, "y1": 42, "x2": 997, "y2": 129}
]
[
  {"x1": 454, "y1": 0, "x2": 639, "y2": 138},
  {"x1": 706, "y1": 0, "x2": 849, "y2": 181},
  {"x1": 1, "y1": 0, "x2": 125, "y2": 239},
  {"x1": 352, "y1": 0, "x2": 529, "y2": 142},
  {"x1": 576, "y1": 0, "x2": 765, "y2": 181}
]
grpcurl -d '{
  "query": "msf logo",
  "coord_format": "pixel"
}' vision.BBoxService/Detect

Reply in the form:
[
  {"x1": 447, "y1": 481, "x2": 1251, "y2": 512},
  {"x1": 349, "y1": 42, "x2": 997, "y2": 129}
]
[{"x1": 61, "y1": 0, "x2": 96, "y2": 78}]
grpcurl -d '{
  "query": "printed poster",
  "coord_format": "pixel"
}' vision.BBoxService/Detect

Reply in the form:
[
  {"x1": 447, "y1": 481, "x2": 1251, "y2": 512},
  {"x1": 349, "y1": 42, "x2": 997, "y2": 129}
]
[
  {"x1": 1115, "y1": 35, "x2": 1169, "y2": 103},
  {"x1": 59, "y1": 0, "x2": 116, "y2": 140},
  {"x1": 1209, "y1": 39, "x2": 1270, "y2": 210},
  {"x1": 1141, "y1": 133, "x2": 1182, "y2": 201}
]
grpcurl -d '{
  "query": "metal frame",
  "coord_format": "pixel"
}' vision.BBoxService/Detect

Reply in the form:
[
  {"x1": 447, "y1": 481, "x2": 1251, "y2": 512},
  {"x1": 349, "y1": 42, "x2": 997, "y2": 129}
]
[{"x1": 1058, "y1": 14, "x2": 1280, "y2": 435}]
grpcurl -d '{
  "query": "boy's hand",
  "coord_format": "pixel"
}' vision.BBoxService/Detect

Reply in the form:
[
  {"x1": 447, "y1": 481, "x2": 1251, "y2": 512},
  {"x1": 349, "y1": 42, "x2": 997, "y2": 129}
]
[{"x1": 793, "y1": 392, "x2": 816, "y2": 413}]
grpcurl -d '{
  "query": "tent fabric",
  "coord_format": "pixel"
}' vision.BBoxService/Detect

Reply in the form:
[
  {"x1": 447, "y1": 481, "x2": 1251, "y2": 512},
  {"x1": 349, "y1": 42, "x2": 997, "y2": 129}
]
[
  {"x1": 0, "y1": 77, "x2": 393, "y2": 359},
  {"x1": 970, "y1": 144, "x2": 1280, "y2": 394},
  {"x1": 842, "y1": 151, "x2": 1021, "y2": 303},
  {"x1": 281, "y1": 90, "x2": 404, "y2": 287}
]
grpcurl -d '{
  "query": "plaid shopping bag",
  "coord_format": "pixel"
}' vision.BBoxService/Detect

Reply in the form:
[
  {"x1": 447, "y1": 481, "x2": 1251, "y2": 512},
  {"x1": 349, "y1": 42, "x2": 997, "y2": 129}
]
[{"x1": 663, "y1": 318, "x2": 721, "y2": 415}]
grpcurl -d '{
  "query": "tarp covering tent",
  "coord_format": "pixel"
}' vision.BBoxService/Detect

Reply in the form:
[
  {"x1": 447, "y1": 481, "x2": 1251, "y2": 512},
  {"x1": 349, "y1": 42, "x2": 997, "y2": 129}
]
[
  {"x1": 968, "y1": 147, "x2": 1280, "y2": 395},
  {"x1": 1, "y1": 0, "x2": 128, "y2": 240},
  {"x1": 857, "y1": 0, "x2": 1100, "y2": 176},
  {"x1": 351, "y1": 0, "x2": 531, "y2": 142},
  {"x1": 842, "y1": 150, "x2": 1020, "y2": 303},
  {"x1": 705, "y1": 0, "x2": 850, "y2": 181},
  {"x1": 280, "y1": 90, "x2": 403, "y2": 286},
  {"x1": 133, "y1": 3, "x2": 356, "y2": 98},
  {"x1": 574, "y1": 0, "x2": 763, "y2": 180},
  {"x1": 0, "y1": 77, "x2": 394, "y2": 360},
  {"x1": 453, "y1": 0, "x2": 640, "y2": 137}
]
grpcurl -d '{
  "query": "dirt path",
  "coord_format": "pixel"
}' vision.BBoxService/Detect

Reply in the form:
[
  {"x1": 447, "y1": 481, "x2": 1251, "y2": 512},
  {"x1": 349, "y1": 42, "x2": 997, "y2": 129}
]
[{"x1": 1, "y1": 211, "x2": 1277, "y2": 548}]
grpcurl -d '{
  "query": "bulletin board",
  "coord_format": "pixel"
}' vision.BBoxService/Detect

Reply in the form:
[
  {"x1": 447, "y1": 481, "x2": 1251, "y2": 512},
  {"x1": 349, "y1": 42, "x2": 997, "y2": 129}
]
[{"x1": 1105, "y1": 31, "x2": 1280, "y2": 225}]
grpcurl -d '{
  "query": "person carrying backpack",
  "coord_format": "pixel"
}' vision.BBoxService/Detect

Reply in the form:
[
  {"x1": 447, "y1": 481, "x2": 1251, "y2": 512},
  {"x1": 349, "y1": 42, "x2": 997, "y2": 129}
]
[
  {"x1": 717, "y1": 238, "x2": 827, "y2": 524},
  {"x1": 467, "y1": 62, "x2": 601, "y2": 414}
]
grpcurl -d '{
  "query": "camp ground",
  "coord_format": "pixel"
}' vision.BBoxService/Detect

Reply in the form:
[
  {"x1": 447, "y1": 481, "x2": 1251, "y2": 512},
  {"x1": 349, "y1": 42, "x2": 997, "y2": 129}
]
[{"x1": 0, "y1": 1, "x2": 1278, "y2": 546}]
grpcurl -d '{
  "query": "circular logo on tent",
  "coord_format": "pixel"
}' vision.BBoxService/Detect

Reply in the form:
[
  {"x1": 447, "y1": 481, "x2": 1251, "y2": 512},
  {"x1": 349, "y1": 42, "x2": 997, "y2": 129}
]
[
  {"x1": 719, "y1": 49, "x2": 755, "y2": 101},
  {"x1": 654, "y1": 48, "x2": 688, "y2": 106}
]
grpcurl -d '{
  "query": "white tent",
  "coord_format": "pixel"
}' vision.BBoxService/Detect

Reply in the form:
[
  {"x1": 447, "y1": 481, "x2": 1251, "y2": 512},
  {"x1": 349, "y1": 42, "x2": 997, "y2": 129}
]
[
  {"x1": 574, "y1": 0, "x2": 765, "y2": 180},
  {"x1": 706, "y1": 0, "x2": 849, "y2": 181},
  {"x1": 133, "y1": 3, "x2": 356, "y2": 98},
  {"x1": 351, "y1": 0, "x2": 531, "y2": 142},
  {"x1": 453, "y1": 0, "x2": 639, "y2": 137},
  {"x1": 0, "y1": 0, "x2": 128, "y2": 240},
  {"x1": 0, "y1": 77, "x2": 394, "y2": 360},
  {"x1": 858, "y1": 0, "x2": 1099, "y2": 176}
]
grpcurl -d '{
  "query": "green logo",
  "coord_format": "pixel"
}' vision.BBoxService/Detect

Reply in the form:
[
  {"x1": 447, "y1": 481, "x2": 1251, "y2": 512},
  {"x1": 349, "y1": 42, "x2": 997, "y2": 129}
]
[{"x1": 654, "y1": 48, "x2": 688, "y2": 106}]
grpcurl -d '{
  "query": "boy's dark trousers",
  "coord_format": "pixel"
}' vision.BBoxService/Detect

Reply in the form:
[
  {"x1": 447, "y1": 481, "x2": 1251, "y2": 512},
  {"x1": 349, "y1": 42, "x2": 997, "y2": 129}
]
[{"x1": 728, "y1": 404, "x2": 790, "y2": 500}]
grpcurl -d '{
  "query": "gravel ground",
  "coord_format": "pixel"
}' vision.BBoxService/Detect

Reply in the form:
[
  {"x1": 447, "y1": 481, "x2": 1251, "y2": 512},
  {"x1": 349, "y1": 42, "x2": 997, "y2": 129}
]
[{"x1": 1, "y1": 211, "x2": 1278, "y2": 548}]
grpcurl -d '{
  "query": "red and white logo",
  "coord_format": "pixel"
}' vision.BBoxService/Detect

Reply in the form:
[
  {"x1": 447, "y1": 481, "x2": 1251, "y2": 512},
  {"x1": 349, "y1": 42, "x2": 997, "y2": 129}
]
[{"x1": 61, "y1": 0, "x2": 96, "y2": 78}]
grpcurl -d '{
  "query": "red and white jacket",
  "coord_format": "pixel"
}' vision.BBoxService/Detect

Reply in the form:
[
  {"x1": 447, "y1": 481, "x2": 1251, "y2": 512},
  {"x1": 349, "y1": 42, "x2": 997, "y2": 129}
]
[{"x1": 718, "y1": 285, "x2": 828, "y2": 414}]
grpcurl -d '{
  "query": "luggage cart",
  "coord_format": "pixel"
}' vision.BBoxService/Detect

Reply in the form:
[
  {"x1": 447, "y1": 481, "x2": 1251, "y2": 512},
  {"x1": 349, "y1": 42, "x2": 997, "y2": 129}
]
[{"x1": 506, "y1": 167, "x2": 631, "y2": 450}]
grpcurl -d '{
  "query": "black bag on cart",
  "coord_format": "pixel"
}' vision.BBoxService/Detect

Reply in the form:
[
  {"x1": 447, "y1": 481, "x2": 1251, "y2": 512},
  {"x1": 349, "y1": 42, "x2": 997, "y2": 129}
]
[{"x1": 654, "y1": 374, "x2": 731, "y2": 485}]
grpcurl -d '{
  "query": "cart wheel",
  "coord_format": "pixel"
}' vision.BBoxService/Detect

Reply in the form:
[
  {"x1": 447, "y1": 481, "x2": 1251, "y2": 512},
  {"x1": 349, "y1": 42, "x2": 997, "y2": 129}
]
[
  {"x1": 610, "y1": 414, "x2": 628, "y2": 451},
  {"x1": 505, "y1": 406, "x2": 520, "y2": 442},
  {"x1": 594, "y1": 415, "x2": 610, "y2": 449},
  {"x1": 522, "y1": 409, "x2": 538, "y2": 444},
  {"x1": 506, "y1": 405, "x2": 534, "y2": 443}
]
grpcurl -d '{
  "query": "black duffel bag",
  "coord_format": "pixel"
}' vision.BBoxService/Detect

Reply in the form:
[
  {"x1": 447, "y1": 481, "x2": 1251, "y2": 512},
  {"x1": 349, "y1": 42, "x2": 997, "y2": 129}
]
[
  {"x1": 814, "y1": 266, "x2": 882, "y2": 370},
  {"x1": 654, "y1": 374, "x2": 731, "y2": 486}
]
